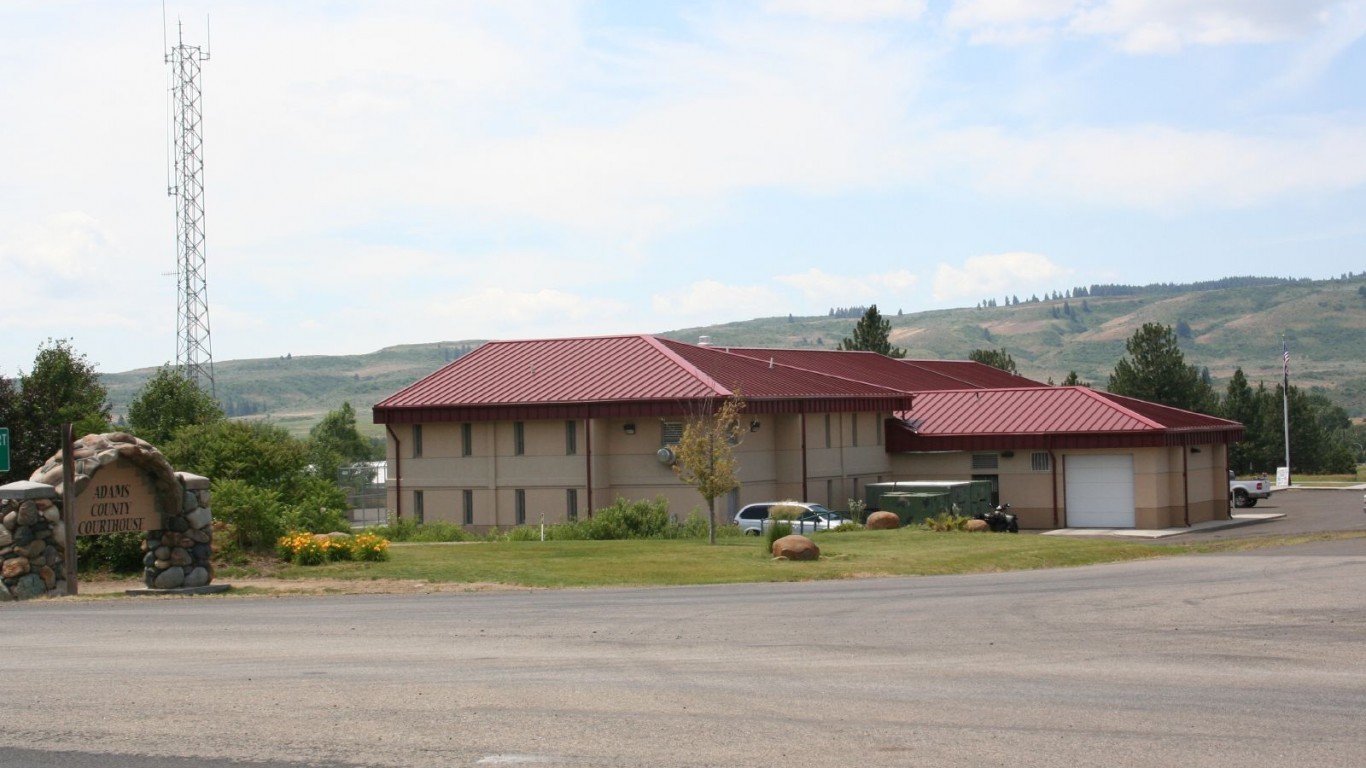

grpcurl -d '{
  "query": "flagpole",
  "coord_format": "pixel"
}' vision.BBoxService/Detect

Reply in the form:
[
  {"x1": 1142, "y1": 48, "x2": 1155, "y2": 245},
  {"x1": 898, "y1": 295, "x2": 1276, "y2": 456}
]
[{"x1": 1282, "y1": 336, "x2": 1291, "y2": 487}]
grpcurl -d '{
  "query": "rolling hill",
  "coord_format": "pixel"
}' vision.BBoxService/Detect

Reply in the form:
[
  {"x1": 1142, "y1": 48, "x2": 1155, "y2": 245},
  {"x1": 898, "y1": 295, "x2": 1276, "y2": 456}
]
[{"x1": 100, "y1": 275, "x2": 1366, "y2": 436}]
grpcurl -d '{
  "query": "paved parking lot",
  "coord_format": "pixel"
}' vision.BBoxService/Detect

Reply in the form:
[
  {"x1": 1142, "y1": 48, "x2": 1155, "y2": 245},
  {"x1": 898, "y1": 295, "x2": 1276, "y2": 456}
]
[{"x1": 1127, "y1": 486, "x2": 1365, "y2": 542}]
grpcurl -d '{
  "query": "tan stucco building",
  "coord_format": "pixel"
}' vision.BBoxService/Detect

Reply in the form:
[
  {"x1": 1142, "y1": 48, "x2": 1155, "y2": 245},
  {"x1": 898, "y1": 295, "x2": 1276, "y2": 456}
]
[{"x1": 373, "y1": 336, "x2": 1242, "y2": 531}]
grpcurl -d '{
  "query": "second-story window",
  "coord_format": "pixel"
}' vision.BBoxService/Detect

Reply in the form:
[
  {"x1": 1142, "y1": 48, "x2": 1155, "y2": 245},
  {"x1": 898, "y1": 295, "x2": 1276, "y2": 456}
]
[
  {"x1": 514, "y1": 421, "x2": 525, "y2": 455},
  {"x1": 566, "y1": 420, "x2": 577, "y2": 455},
  {"x1": 412, "y1": 424, "x2": 423, "y2": 458}
]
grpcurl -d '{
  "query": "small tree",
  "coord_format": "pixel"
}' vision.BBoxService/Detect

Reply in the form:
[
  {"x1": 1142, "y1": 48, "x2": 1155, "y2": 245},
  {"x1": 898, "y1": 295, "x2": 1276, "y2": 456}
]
[
  {"x1": 308, "y1": 401, "x2": 373, "y2": 487},
  {"x1": 837, "y1": 305, "x2": 905, "y2": 358},
  {"x1": 126, "y1": 364, "x2": 224, "y2": 446},
  {"x1": 969, "y1": 348, "x2": 1018, "y2": 375},
  {"x1": 1, "y1": 339, "x2": 109, "y2": 481},
  {"x1": 673, "y1": 395, "x2": 746, "y2": 544},
  {"x1": 1107, "y1": 323, "x2": 1215, "y2": 413}
]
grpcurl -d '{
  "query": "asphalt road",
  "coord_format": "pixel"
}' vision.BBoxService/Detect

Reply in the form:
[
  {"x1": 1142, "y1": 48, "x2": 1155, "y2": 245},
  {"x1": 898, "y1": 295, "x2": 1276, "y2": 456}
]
[{"x1": 2, "y1": 490, "x2": 1364, "y2": 768}]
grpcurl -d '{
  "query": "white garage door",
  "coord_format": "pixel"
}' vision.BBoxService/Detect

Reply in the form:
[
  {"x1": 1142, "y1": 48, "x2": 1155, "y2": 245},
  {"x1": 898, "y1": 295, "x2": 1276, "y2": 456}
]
[{"x1": 1065, "y1": 454, "x2": 1135, "y2": 528}]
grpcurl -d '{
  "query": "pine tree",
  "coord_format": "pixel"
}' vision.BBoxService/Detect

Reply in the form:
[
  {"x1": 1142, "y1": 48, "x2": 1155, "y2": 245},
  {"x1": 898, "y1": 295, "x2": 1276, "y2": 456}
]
[{"x1": 837, "y1": 305, "x2": 905, "y2": 358}]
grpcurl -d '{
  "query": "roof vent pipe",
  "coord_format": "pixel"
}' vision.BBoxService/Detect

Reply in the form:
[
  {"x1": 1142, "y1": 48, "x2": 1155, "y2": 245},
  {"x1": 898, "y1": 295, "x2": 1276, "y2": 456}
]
[{"x1": 698, "y1": 336, "x2": 712, "y2": 346}]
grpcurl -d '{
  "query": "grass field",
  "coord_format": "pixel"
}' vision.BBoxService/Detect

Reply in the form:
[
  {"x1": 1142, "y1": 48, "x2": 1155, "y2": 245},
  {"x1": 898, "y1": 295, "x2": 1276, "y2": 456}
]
[{"x1": 255, "y1": 528, "x2": 1366, "y2": 590}]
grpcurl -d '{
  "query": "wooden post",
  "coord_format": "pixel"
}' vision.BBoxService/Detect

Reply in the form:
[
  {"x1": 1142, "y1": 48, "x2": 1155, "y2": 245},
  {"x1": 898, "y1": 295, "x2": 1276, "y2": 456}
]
[{"x1": 61, "y1": 424, "x2": 78, "y2": 596}]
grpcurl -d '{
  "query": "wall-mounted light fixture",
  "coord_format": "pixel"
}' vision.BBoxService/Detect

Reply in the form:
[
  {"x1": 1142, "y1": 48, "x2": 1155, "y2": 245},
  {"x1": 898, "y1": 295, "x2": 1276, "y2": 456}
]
[
  {"x1": 1190, "y1": 447, "x2": 1201, "y2": 454},
  {"x1": 1001, "y1": 450, "x2": 1015, "y2": 458},
  {"x1": 623, "y1": 423, "x2": 636, "y2": 435},
  {"x1": 750, "y1": 420, "x2": 761, "y2": 432}
]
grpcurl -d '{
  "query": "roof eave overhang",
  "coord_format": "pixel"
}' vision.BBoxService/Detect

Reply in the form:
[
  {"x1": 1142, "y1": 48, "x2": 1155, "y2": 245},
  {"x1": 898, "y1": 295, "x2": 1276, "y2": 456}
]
[
  {"x1": 374, "y1": 394, "x2": 916, "y2": 424},
  {"x1": 885, "y1": 425, "x2": 1246, "y2": 453}
]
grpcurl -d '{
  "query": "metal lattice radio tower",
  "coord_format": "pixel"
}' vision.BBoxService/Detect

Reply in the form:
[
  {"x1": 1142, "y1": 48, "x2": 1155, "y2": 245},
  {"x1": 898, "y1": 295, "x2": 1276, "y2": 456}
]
[{"x1": 166, "y1": 19, "x2": 214, "y2": 395}]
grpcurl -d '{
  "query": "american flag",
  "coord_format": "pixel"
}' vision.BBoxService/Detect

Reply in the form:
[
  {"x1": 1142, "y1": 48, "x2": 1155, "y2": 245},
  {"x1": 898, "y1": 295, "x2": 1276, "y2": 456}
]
[{"x1": 1282, "y1": 340, "x2": 1290, "y2": 379}]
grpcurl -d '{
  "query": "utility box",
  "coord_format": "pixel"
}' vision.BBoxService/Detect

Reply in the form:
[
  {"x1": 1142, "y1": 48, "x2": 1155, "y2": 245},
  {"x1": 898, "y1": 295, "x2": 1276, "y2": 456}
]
[
  {"x1": 865, "y1": 481, "x2": 994, "y2": 521},
  {"x1": 876, "y1": 491, "x2": 951, "y2": 524}
]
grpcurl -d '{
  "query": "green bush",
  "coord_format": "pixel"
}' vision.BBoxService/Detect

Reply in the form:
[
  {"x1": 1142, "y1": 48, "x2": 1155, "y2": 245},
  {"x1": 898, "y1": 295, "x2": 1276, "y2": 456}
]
[
  {"x1": 579, "y1": 496, "x2": 672, "y2": 539},
  {"x1": 371, "y1": 518, "x2": 471, "y2": 542},
  {"x1": 764, "y1": 520, "x2": 793, "y2": 551},
  {"x1": 282, "y1": 475, "x2": 351, "y2": 534},
  {"x1": 922, "y1": 512, "x2": 970, "y2": 532},
  {"x1": 212, "y1": 478, "x2": 288, "y2": 549},
  {"x1": 75, "y1": 531, "x2": 144, "y2": 574}
]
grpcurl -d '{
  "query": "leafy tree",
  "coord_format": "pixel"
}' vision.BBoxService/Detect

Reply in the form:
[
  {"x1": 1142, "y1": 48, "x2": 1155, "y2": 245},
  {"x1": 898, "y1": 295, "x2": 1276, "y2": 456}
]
[
  {"x1": 126, "y1": 365, "x2": 224, "y2": 446},
  {"x1": 1107, "y1": 323, "x2": 1216, "y2": 413},
  {"x1": 969, "y1": 348, "x2": 1018, "y2": 375},
  {"x1": 837, "y1": 304, "x2": 905, "y2": 358},
  {"x1": 163, "y1": 420, "x2": 354, "y2": 546},
  {"x1": 308, "y1": 402, "x2": 372, "y2": 486},
  {"x1": 0, "y1": 339, "x2": 109, "y2": 481},
  {"x1": 673, "y1": 395, "x2": 746, "y2": 544}
]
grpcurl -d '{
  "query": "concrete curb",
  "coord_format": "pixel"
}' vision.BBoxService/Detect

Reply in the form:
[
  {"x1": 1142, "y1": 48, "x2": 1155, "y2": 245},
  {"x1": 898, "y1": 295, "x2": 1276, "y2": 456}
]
[{"x1": 1041, "y1": 512, "x2": 1286, "y2": 539}]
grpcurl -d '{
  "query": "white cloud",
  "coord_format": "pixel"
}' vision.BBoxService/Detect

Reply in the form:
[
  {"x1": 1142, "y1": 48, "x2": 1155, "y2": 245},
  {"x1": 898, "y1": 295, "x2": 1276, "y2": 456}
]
[
  {"x1": 422, "y1": 287, "x2": 632, "y2": 340},
  {"x1": 763, "y1": 0, "x2": 928, "y2": 23},
  {"x1": 933, "y1": 252, "x2": 1070, "y2": 301},
  {"x1": 651, "y1": 281, "x2": 785, "y2": 324},
  {"x1": 934, "y1": 121, "x2": 1366, "y2": 210},
  {"x1": 947, "y1": 0, "x2": 1352, "y2": 52},
  {"x1": 777, "y1": 268, "x2": 919, "y2": 301}
]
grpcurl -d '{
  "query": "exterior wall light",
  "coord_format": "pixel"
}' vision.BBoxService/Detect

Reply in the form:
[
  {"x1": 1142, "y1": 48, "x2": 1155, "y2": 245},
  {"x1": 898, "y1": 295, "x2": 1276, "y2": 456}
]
[
  {"x1": 750, "y1": 420, "x2": 761, "y2": 432},
  {"x1": 623, "y1": 423, "x2": 636, "y2": 435}
]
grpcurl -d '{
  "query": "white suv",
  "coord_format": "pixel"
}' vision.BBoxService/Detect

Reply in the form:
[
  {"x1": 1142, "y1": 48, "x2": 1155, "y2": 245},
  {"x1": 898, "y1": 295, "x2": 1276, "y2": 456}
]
[{"x1": 733, "y1": 502, "x2": 847, "y2": 535}]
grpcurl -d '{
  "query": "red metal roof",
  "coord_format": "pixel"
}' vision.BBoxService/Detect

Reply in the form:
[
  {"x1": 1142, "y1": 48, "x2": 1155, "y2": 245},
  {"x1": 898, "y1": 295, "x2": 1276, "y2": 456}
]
[
  {"x1": 718, "y1": 348, "x2": 1046, "y2": 391},
  {"x1": 886, "y1": 386, "x2": 1243, "y2": 451},
  {"x1": 899, "y1": 360, "x2": 1049, "y2": 389},
  {"x1": 374, "y1": 335, "x2": 916, "y2": 423}
]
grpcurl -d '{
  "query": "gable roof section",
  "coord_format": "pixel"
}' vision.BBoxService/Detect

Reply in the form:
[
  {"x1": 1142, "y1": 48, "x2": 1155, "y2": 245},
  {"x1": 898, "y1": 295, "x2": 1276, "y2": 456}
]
[
  {"x1": 374, "y1": 335, "x2": 915, "y2": 423},
  {"x1": 717, "y1": 347, "x2": 1047, "y2": 391},
  {"x1": 886, "y1": 386, "x2": 1244, "y2": 451}
]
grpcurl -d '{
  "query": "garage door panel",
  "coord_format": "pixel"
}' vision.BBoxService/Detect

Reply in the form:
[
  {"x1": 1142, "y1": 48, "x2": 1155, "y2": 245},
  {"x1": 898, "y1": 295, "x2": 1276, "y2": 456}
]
[{"x1": 1066, "y1": 455, "x2": 1135, "y2": 528}]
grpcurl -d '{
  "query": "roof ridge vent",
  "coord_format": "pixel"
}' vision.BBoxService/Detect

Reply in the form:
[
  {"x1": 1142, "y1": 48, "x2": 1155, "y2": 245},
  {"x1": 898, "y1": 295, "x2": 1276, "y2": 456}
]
[{"x1": 698, "y1": 335, "x2": 712, "y2": 346}]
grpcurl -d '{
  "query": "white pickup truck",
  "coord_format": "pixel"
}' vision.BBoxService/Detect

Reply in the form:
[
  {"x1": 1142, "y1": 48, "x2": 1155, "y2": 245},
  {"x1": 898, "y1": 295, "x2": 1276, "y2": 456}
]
[{"x1": 1229, "y1": 470, "x2": 1272, "y2": 508}]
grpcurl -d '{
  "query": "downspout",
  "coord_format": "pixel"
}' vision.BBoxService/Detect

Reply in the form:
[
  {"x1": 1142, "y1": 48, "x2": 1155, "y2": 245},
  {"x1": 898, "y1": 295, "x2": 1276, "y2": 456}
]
[
  {"x1": 1182, "y1": 446, "x2": 1190, "y2": 527},
  {"x1": 385, "y1": 425, "x2": 402, "y2": 521},
  {"x1": 800, "y1": 412, "x2": 809, "y2": 501},
  {"x1": 1049, "y1": 436, "x2": 1059, "y2": 529},
  {"x1": 585, "y1": 417, "x2": 593, "y2": 518}
]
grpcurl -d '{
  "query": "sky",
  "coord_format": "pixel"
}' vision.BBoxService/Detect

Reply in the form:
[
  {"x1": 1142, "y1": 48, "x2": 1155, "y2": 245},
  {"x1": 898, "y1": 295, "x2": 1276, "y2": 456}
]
[{"x1": 2, "y1": 0, "x2": 1364, "y2": 375}]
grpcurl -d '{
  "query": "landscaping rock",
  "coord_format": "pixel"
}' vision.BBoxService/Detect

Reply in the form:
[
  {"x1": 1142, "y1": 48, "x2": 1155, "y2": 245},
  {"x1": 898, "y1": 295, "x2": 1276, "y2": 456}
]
[
  {"x1": 865, "y1": 511, "x2": 901, "y2": 530},
  {"x1": 965, "y1": 519, "x2": 990, "y2": 532},
  {"x1": 771, "y1": 534, "x2": 820, "y2": 561}
]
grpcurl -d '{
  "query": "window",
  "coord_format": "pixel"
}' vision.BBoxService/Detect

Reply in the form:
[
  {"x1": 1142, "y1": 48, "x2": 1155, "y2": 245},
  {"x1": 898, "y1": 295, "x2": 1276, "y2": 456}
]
[
  {"x1": 566, "y1": 489, "x2": 578, "y2": 521},
  {"x1": 412, "y1": 424, "x2": 423, "y2": 458},
  {"x1": 462, "y1": 490, "x2": 474, "y2": 525},
  {"x1": 515, "y1": 489, "x2": 526, "y2": 525},
  {"x1": 413, "y1": 490, "x2": 425, "y2": 524},
  {"x1": 661, "y1": 421, "x2": 683, "y2": 445},
  {"x1": 461, "y1": 423, "x2": 472, "y2": 457},
  {"x1": 514, "y1": 422, "x2": 525, "y2": 455},
  {"x1": 566, "y1": 420, "x2": 577, "y2": 455},
  {"x1": 1031, "y1": 452, "x2": 1051, "y2": 471},
  {"x1": 825, "y1": 479, "x2": 834, "y2": 506},
  {"x1": 824, "y1": 414, "x2": 832, "y2": 448},
  {"x1": 852, "y1": 413, "x2": 859, "y2": 447}
]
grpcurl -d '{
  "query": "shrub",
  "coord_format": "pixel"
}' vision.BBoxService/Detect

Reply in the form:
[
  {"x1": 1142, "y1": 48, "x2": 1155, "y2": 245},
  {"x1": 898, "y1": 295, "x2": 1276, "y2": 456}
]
[
  {"x1": 76, "y1": 531, "x2": 144, "y2": 574},
  {"x1": 579, "y1": 496, "x2": 672, "y2": 540},
  {"x1": 213, "y1": 478, "x2": 288, "y2": 549},
  {"x1": 764, "y1": 519, "x2": 793, "y2": 550},
  {"x1": 371, "y1": 518, "x2": 470, "y2": 542},
  {"x1": 922, "y1": 512, "x2": 970, "y2": 532},
  {"x1": 350, "y1": 532, "x2": 390, "y2": 561},
  {"x1": 277, "y1": 531, "x2": 328, "y2": 565}
]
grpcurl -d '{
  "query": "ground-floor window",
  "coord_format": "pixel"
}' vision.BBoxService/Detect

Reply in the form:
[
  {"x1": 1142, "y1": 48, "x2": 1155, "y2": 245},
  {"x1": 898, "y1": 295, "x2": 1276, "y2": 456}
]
[
  {"x1": 463, "y1": 489, "x2": 474, "y2": 525},
  {"x1": 566, "y1": 488, "x2": 578, "y2": 521},
  {"x1": 515, "y1": 489, "x2": 526, "y2": 525},
  {"x1": 413, "y1": 489, "x2": 425, "y2": 524}
]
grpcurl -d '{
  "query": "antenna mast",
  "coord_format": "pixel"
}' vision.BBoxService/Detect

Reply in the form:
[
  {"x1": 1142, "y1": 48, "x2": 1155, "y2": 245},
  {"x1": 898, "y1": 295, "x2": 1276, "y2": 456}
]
[{"x1": 166, "y1": 19, "x2": 215, "y2": 395}]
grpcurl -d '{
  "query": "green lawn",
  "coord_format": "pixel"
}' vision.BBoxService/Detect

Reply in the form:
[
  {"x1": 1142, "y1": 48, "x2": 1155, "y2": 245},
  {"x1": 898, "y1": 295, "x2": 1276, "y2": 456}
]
[{"x1": 263, "y1": 529, "x2": 1366, "y2": 589}]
